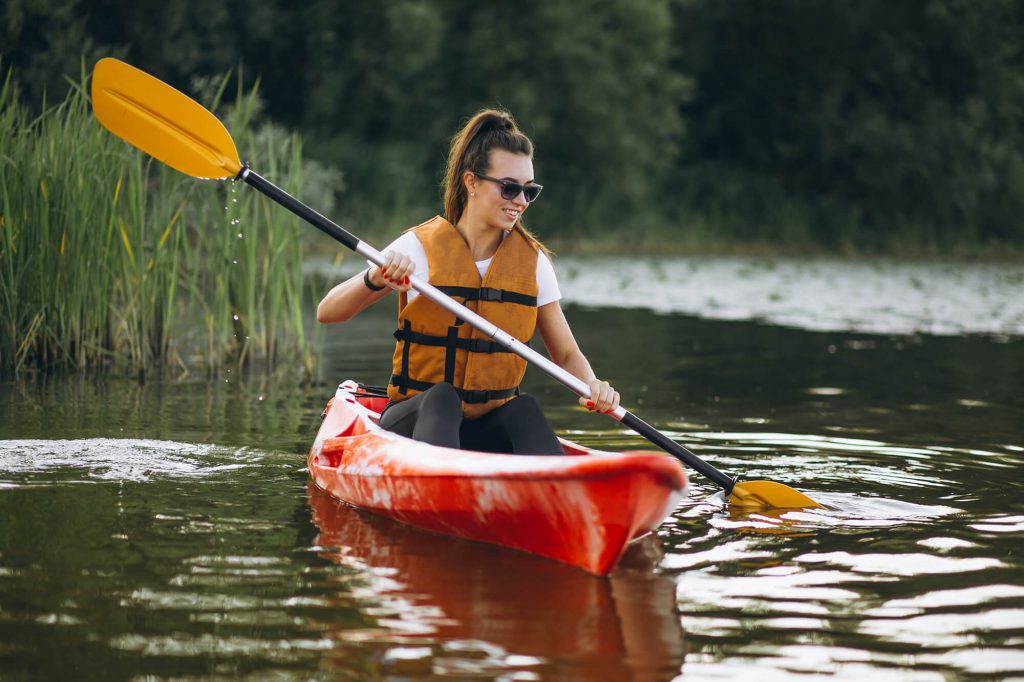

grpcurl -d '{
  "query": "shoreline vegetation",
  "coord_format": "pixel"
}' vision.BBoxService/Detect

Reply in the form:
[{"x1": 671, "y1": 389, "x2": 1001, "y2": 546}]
[{"x1": 0, "y1": 66, "x2": 332, "y2": 376}]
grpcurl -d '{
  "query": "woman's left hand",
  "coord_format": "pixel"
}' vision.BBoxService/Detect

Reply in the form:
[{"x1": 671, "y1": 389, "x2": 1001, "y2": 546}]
[{"x1": 580, "y1": 379, "x2": 620, "y2": 415}]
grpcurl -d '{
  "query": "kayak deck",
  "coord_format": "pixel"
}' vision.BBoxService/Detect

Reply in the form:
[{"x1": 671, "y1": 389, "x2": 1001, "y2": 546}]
[{"x1": 308, "y1": 381, "x2": 687, "y2": 574}]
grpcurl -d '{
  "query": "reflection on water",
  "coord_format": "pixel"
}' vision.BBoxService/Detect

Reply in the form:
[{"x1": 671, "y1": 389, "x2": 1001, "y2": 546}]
[
  {"x1": 306, "y1": 483, "x2": 686, "y2": 680},
  {"x1": 0, "y1": 301, "x2": 1022, "y2": 679},
  {"x1": 555, "y1": 255, "x2": 1024, "y2": 337},
  {"x1": 660, "y1": 423, "x2": 1023, "y2": 680}
]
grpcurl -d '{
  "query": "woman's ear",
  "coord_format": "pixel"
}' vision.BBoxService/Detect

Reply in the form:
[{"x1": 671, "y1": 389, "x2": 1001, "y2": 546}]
[{"x1": 462, "y1": 170, "x2": 477, "y2": 196}]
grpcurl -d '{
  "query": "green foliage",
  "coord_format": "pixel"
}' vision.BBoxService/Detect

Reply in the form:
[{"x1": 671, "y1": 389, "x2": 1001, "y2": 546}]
[
  {"x1": 672, "y1": 0, "x2": 1024, "y2": 248},
  {"x1": 3, "y1": 0, "x2": 1024, "y2": 253},
  {"x1": 0, "y1": 66, "x2": 318, "y2": 374},
  {"x1": 292, "y1": 0, "x2": 685, "y2": 237}
]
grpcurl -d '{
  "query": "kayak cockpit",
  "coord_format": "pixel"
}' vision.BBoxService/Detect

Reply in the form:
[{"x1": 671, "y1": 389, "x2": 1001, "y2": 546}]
[{"x1": 329, "y1": 380, "x2": 591, "y2": 458}]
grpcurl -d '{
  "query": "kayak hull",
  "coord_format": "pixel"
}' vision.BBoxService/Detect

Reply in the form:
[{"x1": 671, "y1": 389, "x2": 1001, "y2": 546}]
[{"x1": 308, "y1": 381, "x2": 687, "y2": 574}]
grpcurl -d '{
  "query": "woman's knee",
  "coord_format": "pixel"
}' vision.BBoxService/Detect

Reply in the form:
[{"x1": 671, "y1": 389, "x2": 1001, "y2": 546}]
[
  {"x1": 502, "y1": 393, "x2": 544, "y2": 419},
  {"x1": 498, "y1": 394, "x2": 563, "y2": 455},
  {"x1": 491, "y1": 394, "x2": 550, "y2": 431},
  {"x1": 420, "y1": 382, "x2": 461, "y2": 413}
]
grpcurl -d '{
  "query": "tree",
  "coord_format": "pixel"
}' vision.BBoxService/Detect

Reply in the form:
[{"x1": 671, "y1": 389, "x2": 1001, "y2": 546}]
[{"x1": 672, "y1": 0, "x2": 1024, "y2": 244}]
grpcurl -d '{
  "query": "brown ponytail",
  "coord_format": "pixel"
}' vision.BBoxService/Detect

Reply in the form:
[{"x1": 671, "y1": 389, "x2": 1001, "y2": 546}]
[{"x1": 442, "y1": 109, "x2": 549, "y2": 254}]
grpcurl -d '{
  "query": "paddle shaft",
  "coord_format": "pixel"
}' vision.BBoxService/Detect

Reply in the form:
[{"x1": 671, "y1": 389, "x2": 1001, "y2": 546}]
[{"x1": 240, "y1": 167, "x2": 737, "y2": 492}]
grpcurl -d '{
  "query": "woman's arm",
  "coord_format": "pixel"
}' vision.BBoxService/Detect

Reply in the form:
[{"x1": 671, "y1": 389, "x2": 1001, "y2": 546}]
[
  {"x1": 316, "y1": 253, "x2": 414, "y2": 324},
  {"x1": 536, "y1": 301, "x2": 620, "y2": 413}
]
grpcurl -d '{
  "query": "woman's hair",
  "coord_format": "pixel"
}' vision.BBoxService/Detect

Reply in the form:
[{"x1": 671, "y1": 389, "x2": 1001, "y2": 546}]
[{"x1": 442, "y1": 109, "x2": 548, "y2": 253}]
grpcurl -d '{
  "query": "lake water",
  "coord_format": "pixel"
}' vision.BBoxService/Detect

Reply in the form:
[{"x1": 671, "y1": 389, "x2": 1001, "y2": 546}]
[{"x1": 2, "y1": 256, "x2": 1023, "y2": 680}]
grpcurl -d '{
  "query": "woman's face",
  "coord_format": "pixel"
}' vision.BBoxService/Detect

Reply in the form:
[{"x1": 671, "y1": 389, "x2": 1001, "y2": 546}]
[{"x1": 467, "y1": 149, "x2": 535, "y2": 232}]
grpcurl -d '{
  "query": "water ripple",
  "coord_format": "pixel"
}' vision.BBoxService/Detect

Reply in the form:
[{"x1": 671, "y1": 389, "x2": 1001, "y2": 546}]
[
  {"x1": 650, "y1": 429, "x2": 1018, "y2": 502},
  {"x1": 0, "y1": 438, "x2": 267, "y2": 483}
]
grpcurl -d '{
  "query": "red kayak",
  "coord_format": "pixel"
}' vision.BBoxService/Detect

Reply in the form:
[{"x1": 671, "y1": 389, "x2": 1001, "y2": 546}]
[{"x1": 308, "y1": 380, "x2": 687, "y2": 574}]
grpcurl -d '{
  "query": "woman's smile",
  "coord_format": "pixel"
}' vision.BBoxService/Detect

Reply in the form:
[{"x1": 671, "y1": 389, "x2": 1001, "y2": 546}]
[{"x1": 475, "y1": 149, "x2": 534, "y2": 232}]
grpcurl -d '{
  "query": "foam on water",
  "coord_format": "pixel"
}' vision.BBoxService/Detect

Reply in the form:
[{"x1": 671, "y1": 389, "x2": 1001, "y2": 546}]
[{"x1": 0, "y1": 438, "x2": 264, "y2": 483}]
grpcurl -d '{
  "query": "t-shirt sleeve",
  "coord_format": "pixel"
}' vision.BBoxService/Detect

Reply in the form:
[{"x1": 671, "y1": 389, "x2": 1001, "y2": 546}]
[
  {"x1": 366, "y1": 232, "x2": 427, "y2": 277},
  {"x1": 367, "y1": 231, "x2": 428, "y2": 300},
  {"x1": 536, "y1": 252, "x2": 562, "y2": 307}
]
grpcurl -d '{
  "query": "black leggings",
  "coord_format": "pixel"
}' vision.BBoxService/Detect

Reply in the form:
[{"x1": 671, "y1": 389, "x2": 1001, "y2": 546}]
[{"x1": 379, "y1": 383, "x2": 564, "y2": 456}]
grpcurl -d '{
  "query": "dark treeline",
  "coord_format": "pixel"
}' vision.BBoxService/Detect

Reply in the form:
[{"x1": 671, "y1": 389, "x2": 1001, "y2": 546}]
[{"x1": 4, "y1": 0, "x2": 1024, "y2": 253}]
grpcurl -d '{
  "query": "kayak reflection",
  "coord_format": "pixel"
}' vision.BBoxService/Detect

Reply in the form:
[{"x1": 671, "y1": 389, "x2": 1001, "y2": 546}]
[{"x1": 306, "y1": 482, "x2": 686, "y2": 680}]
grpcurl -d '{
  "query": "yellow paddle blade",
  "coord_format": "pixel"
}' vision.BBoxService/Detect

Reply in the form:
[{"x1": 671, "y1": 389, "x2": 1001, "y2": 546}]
[
  {"x1": 729, "y1": 480, "x2": 822, "y2": 509},
  {"x1": 91, "y1": 58, "x2": 242, "y2": 180}
]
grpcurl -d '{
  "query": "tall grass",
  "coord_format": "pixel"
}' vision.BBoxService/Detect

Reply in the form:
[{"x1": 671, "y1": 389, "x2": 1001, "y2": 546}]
[
  {"x1": 190, "y1": 74, "x2": 316, "y2": 375},
  {"x1": 0, "y1": 64, "x2": 319, "y2": 376}
]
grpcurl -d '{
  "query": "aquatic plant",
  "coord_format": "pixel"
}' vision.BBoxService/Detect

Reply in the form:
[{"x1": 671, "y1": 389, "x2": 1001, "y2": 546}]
[{"x1": 0, "y1": 63, "x2": 318, "y2": 376}]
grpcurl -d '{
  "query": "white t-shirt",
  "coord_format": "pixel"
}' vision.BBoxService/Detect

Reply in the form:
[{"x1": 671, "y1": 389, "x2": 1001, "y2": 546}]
[{"x1": 372, "y1": 230, "x2": 562, "y2": 306}]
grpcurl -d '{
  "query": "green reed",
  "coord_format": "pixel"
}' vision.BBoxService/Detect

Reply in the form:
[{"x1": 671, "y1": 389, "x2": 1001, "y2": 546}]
[
  {"x1": 187, "y1": 74, "x2": 314, "y2": 376},
  {"x1": 0, "y1": 64, "x2": 316, "y2": 376}
]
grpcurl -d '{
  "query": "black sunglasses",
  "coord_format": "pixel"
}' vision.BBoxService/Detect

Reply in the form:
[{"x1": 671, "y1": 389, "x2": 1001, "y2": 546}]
[{"x1": 473, "y1": 172, "x2": 543, "y2": 203}]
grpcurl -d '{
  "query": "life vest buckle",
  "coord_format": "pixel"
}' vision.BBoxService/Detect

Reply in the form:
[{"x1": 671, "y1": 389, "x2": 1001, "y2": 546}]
[
  {"x1": 460, "y1": 389, "x2": 491, "y2": 404},
  {"x1": 478, "y1": 287, "x2": 504, "y2": 302},
  {"x1": 466, "y1": 338, "x2": 496, "y2": 353}
]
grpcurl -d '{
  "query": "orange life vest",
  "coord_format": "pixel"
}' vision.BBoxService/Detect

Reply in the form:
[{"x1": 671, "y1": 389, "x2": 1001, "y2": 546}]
[{"x1": 388, "y1": 216, "x2": 539, "y2": 418}]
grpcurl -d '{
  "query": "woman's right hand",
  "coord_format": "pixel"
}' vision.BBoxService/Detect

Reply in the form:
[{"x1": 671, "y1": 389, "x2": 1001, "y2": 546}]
[
  {"x1": 318, "y1": 250, "x2": 414, "y2": 324},
  {"x1": 372, "y1": 252, "x2": 415, "y2": 292}
]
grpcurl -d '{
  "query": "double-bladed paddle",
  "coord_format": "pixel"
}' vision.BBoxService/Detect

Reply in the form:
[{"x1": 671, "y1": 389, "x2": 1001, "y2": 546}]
[{"x1": 91, "y1": 58, "x2": 819, "y2": 509}]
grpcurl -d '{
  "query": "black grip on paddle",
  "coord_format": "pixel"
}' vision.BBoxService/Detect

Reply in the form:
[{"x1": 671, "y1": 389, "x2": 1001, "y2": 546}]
[
  {"x1": 620, "y1": 411, "x2": 736, "y2": 493},
  {"x1": 241, "y1": 168, "x2": 360, "y2": 252}
]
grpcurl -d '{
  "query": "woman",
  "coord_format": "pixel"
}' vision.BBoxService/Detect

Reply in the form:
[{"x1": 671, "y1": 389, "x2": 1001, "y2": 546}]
[{"x1": 317, "y1": 110, "x2": 619, "y2": 455}]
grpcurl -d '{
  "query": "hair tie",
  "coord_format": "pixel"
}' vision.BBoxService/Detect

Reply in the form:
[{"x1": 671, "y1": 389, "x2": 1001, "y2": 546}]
[{"x1": 482, "y1": 113, "x2": 514, "y2": 134}]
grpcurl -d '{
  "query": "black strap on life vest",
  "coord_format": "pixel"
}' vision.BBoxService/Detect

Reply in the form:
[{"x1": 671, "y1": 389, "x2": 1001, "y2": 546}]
[
  {"x1": 392, "y1": 327, "x2": 516, "y2": 355},
  {"x1": 435, "y1": 285, "x2": 537, "y2": 307},
  {"x1": 397, "y1": 320, "x2": 412, "y2": 394},
  {"x1": 389, "y1": 375, "x2": 519, "y2": 404},
  {"x1": 444, "y1": 326, "x2": 458, "y2": 385}
]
